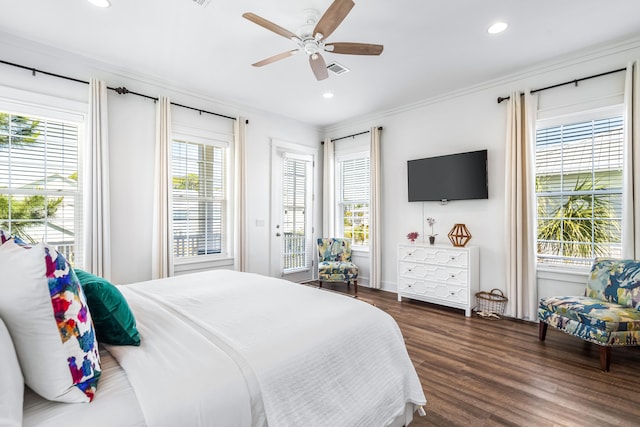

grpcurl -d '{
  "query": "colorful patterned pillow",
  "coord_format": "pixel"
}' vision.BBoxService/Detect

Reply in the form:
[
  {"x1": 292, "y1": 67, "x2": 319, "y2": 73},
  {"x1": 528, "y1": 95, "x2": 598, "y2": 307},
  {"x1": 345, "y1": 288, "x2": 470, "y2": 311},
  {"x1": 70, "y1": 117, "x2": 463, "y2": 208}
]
[
  {"x1": 0, "y1": 228, "x2": 10, "y2": 245},
  {"x1": 74, "y1": 269, "x2": 141, "y2": 346},
  {"x1": 0, "y1": 239, "x2": 101, "y2": 403},
  {"x1": 0, "y1": 316, "x2": 23, "y2": 427},
  {"x1": 0, "y1": 229, "x2": 27, "y2": 246},
  {"x1": 587, "y1": 258, "x2": 640, "y2": 309}
]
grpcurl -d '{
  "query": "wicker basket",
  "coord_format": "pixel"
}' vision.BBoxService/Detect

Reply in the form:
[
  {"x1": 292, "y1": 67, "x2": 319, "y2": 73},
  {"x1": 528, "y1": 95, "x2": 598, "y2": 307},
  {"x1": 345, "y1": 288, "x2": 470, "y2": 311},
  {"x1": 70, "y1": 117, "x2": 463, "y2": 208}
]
[{"x1": 475, "y1": 288, "x2": 508, "y2": 318}]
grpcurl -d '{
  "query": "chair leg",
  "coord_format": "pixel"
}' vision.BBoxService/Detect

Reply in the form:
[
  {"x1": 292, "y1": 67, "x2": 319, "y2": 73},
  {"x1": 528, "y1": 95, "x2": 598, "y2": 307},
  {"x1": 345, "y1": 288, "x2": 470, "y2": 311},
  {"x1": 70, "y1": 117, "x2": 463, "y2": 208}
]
[
  {"x1": 538, "y1": 321, "x2": 548, "y2": 341},
  {"x1": 318, "y1": 281, "x2": 323, "y2": 289},
  {"x1": 600, "y1": 346, "x2": 611, "y2": 372},
  {"x1": 354, "y1": 279, "x2": 358, "y2": 295}
]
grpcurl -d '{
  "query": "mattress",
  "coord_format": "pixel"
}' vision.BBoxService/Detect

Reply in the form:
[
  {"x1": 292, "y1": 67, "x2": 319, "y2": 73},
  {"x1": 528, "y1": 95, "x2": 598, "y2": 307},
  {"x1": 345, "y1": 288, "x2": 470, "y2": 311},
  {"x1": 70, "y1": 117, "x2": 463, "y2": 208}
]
[
  {"x1": 22, "y1": 269, "x2": 426, "y2": 426},
  {"x1": 22, "y1": 347, "x2": 145, "y2": 427}
]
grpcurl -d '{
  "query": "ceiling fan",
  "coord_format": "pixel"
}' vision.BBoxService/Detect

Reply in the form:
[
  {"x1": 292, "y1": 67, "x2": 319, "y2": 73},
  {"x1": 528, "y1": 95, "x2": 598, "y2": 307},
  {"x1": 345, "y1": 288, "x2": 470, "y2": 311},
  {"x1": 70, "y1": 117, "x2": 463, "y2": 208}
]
[{"x1": 242, "y1": 0, "x2": 384, "y2": 81}]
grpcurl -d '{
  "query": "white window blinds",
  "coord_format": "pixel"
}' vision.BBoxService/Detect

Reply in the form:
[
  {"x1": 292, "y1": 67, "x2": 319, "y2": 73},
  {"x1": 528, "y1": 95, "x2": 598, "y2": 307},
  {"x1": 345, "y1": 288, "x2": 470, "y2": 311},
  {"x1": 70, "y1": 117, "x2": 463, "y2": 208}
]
[
  {"x1": 535, "y1": 115, "x2": 624, "y2": 266},
  {"x1": 282, "y1": 156, "x2": 309, "y2": 271},
  {"x1": 338, "y1": 156, "x2": 370, "y2": 247},
  {"x1": 172, "y1": 139, "x2": 227, "y2": 258},
  {"x1": 0, "y1": 112, "x2": 81, "y2": 263}
]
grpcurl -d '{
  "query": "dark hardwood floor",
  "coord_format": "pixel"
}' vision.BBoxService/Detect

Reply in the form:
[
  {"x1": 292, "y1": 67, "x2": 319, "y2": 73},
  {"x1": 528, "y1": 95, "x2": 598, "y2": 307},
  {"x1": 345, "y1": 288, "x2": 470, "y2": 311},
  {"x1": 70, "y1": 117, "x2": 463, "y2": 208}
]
[{"x1": 303, "y1": 282, "x2": 640, "y2": 427}]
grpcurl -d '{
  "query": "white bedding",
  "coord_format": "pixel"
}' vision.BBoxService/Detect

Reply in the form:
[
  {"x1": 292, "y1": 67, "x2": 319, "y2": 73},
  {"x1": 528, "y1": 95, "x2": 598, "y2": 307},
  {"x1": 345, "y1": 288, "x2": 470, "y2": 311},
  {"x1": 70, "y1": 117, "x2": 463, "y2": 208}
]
[
  {"x1": 22, "y1": 348, "x2": 145, "y2": 427},
  {"x1": 23, "y1": 270, "x2": 426, "y2": 426}
]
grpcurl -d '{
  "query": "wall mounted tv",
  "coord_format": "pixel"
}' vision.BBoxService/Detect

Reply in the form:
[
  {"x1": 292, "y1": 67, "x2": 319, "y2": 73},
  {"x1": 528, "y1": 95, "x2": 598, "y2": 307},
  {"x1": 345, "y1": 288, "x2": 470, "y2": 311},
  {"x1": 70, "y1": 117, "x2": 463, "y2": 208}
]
[{"x1": 407, "y1": 149, "x2": 488, "y2": 202}]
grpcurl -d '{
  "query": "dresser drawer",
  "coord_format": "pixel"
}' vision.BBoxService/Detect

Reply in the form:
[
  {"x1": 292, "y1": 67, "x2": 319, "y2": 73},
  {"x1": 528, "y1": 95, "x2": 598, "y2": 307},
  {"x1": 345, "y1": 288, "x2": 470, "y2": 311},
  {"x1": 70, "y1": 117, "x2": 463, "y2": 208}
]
[
  {"x1": 398, "y1": 246, "x2": 468, "y2": 268},
  {"x1": 398, "y1": 277, "x2": 468, "y2": 304},
  {"x1": 398, "y1": 261, "x2": 468, "y2": 286}
]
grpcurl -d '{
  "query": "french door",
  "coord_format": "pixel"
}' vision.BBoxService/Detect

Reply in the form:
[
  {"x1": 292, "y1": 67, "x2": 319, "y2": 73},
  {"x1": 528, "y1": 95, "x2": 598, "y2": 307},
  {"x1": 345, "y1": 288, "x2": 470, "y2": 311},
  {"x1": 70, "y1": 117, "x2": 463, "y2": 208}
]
[{"x1": 270, "y1": 142, "x2": 315, "y2": 282}]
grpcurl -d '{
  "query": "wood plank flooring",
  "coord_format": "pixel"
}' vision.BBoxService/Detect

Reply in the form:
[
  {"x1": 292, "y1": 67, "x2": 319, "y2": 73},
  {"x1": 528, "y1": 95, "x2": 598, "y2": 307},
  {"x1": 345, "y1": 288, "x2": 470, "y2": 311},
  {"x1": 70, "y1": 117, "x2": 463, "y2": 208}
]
[{"x1": 303, "y1": 282, "x2": 640, "y2": 427}]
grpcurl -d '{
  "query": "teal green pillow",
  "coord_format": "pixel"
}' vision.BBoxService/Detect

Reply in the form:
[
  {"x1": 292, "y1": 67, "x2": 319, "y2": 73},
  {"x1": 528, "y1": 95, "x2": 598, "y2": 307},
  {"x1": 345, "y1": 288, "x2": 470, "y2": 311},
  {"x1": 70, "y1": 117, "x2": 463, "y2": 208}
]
[{"x1": 73, "y1": 269, "x2": 141, "y2": 346}]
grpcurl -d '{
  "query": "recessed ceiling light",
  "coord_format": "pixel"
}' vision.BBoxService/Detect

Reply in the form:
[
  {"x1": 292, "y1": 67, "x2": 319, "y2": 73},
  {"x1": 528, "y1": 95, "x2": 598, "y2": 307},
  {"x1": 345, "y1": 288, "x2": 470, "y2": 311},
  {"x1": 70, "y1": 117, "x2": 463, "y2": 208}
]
[
  {"x1": 488, "y1": 22, "x2": 508, "y2": 34},
  {"x1": 88, "y1": 0, "x2": 111, "y2": 8},
  {"x1": 322, "y1": 92, "x2": 334, "y2": 99}
]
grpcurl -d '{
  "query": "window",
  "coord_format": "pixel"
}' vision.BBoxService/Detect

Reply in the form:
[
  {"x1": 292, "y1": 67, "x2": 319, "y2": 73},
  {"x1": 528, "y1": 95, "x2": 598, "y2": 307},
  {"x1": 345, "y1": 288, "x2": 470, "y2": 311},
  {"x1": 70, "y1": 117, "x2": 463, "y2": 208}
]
[
  {"x1": 0, "y1": 110, "x2": 81, "y2": 264},
  {"x1": 282, "y1": 155, "x2": 311, "y2": 272},
  {"x1": 172, "y1": 137, "x2": 228, "y2": 259},
  {"x1": 337, "y1": 154, "x2": 370, "y2": 248},
  {"x1": 535, "y1": 112, "x2": 624, "y2": 267}
]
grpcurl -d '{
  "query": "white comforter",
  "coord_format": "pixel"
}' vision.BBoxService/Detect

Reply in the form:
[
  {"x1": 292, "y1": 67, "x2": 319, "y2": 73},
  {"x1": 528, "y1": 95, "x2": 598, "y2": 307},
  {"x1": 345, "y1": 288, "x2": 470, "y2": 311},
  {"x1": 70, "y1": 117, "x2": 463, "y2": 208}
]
[{"x1": 107, "y1": 270, "x2": 426, "y2": 427}]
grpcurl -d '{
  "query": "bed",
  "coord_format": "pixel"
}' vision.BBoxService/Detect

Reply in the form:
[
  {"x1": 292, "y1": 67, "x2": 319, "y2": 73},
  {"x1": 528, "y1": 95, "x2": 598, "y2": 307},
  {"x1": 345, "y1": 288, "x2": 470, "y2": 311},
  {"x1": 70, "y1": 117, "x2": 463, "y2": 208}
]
[{"x1": 2, "y1": 258, "x2": 426, "y2": 426}]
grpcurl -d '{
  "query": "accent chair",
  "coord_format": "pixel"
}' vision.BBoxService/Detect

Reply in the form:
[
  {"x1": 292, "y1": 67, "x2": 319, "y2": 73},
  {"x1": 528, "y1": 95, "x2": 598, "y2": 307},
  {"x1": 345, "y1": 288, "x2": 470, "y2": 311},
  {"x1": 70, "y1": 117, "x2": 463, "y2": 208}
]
[
  {"x1": 538, "y1": 258, "x2": 640, "y2": 371},
  {"x1": 317, "y1": 238, "x2": 359, "y2": 295}
]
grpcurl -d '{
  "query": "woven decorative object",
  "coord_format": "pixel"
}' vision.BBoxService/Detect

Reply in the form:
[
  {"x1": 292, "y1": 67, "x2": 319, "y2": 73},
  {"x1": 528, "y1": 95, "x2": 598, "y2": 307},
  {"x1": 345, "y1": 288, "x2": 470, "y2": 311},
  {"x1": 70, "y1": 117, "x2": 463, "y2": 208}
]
[
  {"x1": 447, "y1": 223, "x2": 472, "y2": 247},
  {"x1": 475, "y1": 288, "x2": 508, "y2": 319}
]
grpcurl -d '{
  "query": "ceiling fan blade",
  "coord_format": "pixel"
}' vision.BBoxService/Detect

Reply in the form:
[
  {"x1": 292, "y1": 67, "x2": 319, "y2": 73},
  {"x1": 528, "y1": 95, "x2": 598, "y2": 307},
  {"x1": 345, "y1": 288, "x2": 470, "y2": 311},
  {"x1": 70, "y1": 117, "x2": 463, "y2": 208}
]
[
  {"x1": 309, "y1": 53, "x2": 329, "y2": 81},
  {"x1": 313, "y1": 0, "x2": 355, "y2": 40},
  {"x1": 242, "y1": 12, "x2": 300, "y2": 40},
  {"x1": 252, "y1": 50, "x2": 299, "y2": 67},
  {"x1": 326, "y1": 42, "x2": 384, "y2": 55}
]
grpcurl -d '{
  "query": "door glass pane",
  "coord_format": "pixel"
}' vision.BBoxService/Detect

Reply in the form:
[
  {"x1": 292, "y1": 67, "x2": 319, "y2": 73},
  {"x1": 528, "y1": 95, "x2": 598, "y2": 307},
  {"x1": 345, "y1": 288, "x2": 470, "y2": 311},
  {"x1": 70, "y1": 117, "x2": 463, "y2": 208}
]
[{"x1": 282, "y1": 157, "x2": 308, "y2": 272}]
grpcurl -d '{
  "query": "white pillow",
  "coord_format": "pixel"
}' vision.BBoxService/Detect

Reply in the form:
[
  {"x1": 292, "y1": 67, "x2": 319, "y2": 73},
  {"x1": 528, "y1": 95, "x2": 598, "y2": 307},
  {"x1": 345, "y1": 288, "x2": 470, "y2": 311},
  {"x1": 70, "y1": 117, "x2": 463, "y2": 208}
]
[
  {"x1": 0, "y1": 316, "x2": 23, "y2": 427},
  {"x1": 0, "y1": 239, "x2": 101, "y2": 403}
]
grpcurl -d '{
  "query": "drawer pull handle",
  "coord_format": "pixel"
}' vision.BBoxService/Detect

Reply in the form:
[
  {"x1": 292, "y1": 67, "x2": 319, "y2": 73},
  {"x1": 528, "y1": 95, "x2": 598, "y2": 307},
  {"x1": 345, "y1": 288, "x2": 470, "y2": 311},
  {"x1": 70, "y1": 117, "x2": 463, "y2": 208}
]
[
  {"x1": 449, "y1": 256, "x2": 456, "y2": 261},
  {"x1": 408, "y1": 269, "x2": 412, "y2": 272},
  {"x1": 450, "y1": 274, "x2": 455, "y2": 278}
]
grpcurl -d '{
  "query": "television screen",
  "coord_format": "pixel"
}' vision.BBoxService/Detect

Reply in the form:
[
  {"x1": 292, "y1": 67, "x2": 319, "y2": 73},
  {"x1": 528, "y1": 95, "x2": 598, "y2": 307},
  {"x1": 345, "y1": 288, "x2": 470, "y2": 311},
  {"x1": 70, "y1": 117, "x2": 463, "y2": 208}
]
[{"x1": 407, "y1": 149, "x2": 488, "y2": 202}]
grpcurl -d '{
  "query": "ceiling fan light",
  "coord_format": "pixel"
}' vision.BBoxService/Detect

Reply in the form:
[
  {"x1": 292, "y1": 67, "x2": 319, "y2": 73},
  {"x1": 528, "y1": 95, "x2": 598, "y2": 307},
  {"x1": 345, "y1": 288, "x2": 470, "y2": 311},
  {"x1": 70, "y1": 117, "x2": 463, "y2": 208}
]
[
  {"x1": 487, "y1": 22, "x2": 508, "y2": 34},
  {"x1": 87, "y1": 0, "x2": 111, "y2": 7},
  {"x1": 322, "y1": 92, "x2": 334, "y2": 99}
]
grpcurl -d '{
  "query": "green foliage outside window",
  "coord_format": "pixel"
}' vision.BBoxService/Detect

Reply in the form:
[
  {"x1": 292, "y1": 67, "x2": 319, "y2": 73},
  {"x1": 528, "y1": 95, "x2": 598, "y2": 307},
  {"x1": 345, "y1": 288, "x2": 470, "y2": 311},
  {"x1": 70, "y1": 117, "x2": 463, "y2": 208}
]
[
  {"x1": 537, "y1": 176, "x2": 620, "y2": 262},
  {"x1": 1, "y1": 112, "x2": 64, "y2": 242}
]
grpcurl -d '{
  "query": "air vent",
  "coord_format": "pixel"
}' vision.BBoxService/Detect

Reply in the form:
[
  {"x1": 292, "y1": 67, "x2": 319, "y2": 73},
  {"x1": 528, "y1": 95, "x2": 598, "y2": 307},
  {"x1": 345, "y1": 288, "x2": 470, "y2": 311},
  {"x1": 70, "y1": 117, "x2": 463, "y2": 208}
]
[
  {"x1": 327, "y1": 62, "x2": 350, "y2": 75},
  {"x1": 192, "y1": 0, "x2": 211, "y2": 7}
]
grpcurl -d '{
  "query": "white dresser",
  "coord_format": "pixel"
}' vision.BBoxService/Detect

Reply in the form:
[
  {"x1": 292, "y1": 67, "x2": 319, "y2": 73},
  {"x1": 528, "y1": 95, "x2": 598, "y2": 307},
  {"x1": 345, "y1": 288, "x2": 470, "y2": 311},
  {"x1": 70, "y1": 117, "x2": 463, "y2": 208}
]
[{"x1": 397, "y1": 243, "x2": 479, "y2": 316}]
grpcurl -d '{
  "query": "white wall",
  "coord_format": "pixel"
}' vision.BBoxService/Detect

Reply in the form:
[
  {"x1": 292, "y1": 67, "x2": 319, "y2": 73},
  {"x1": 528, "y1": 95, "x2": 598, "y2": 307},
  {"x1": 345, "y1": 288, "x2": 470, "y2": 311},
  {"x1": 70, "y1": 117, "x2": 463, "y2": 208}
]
[
  {"x1": 0, "y1": 35, "x2": 321, "y2": 284},
  {"x1": 324, "y1": 37, "x2": 640, "y2": 300},
  {"x1": 3, "y1": 33, "x2": 639, "y2": 297}
]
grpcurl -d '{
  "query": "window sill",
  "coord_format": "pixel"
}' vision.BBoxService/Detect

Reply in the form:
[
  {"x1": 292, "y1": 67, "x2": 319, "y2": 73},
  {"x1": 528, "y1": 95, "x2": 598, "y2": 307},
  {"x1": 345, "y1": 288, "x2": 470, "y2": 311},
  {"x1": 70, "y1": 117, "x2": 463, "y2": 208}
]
[
  {"x1": 536, "y1": 264, "x2": 590, "y2": 284},
  {"x1": 283, "y1": 267, "x2": 310, "y2": 275},
  {"x1": 174, "y1": 255, "x2": 234, "y2": 275},
  {"x1": 352, "y1": 247, "x2": 370, "y2": 255},
  {"x1": 174, "y1": 254, "x2": 233, "y2": 266}
]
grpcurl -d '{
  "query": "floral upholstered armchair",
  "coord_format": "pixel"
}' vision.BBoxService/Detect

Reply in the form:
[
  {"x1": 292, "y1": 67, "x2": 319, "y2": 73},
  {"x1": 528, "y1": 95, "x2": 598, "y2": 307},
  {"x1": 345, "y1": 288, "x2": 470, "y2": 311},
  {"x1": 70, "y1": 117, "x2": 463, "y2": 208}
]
[
  {"x1": 317, "y1": 238, "x2": 359, "y2": 294},
  {"x1": 538, "y1": 258, "x2": 640, "y2": 371}
]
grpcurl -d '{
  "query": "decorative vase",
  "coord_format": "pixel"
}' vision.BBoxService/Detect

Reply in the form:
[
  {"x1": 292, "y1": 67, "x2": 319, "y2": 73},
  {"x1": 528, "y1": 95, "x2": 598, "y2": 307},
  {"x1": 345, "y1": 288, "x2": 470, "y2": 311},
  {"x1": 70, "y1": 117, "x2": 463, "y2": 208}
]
[
  {"x1": 448, "y1": 223, "x2": 472, "y2": 247},
  {"x1": 429, "y1": 236, "x2": 435, "y2": 245}
]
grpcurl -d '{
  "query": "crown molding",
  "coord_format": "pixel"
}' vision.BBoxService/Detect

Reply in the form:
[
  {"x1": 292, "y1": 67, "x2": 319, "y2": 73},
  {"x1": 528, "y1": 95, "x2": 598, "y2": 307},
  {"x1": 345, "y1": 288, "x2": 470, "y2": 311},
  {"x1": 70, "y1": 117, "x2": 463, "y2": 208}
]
[{"x1": 323, "y1": 35, "x2": 640, "y2": 134}]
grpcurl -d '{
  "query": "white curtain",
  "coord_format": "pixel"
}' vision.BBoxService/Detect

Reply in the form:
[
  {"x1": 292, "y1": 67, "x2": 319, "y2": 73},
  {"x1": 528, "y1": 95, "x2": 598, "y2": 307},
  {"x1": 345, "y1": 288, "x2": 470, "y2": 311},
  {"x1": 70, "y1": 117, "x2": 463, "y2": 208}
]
[
  {"x1": 623, "y1": 59, "x2": 640, "y2": 259},
  {"x1": 151, "y1": 97, "x2": 174, "y2": 279},
  {"x1": 84, "y1": 78, "x2": 111, "y2": 279},
  {"x1": 234, "y1": 117, "x2": 248, "y2": 272},
  {"x1": 369, "y1": 127, "x2": 382, "y2": 289},
  {"x1": 322, "y1": 137, "x2": 335, "y2": 237},
  {"x1": 504, "y1": 92, "x2": 538, "y2": 320}
]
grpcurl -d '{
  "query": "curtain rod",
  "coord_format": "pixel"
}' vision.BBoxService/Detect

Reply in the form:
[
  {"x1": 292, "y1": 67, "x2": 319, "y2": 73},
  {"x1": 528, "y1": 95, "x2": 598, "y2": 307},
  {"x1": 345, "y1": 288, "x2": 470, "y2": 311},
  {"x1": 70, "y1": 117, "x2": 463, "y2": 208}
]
[
  {"x1": 0, "y1": 59, "x2": 236, "y2": 121},
  {"x1": 496, "y1": 67, "x2": 627, "y2": 104},
  {"x1": 321, "y1": 126, "x2": 383, "y2": 144}
]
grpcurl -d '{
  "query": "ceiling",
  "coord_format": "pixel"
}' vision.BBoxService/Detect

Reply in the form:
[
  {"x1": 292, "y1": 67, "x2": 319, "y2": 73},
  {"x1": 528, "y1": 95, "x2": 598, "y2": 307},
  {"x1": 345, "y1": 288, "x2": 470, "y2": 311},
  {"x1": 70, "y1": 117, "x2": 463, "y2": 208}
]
[{"x1": 1, "y1": 0, "x2": 640, "y2": 127}]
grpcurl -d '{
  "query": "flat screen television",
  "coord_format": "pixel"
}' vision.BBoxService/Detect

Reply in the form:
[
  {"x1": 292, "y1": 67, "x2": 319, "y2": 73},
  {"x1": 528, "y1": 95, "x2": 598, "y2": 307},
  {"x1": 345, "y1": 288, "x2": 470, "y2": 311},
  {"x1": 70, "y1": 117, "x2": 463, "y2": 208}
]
[{"x1": 407, "y1": 149, "x2": 488, "y2": 202}]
